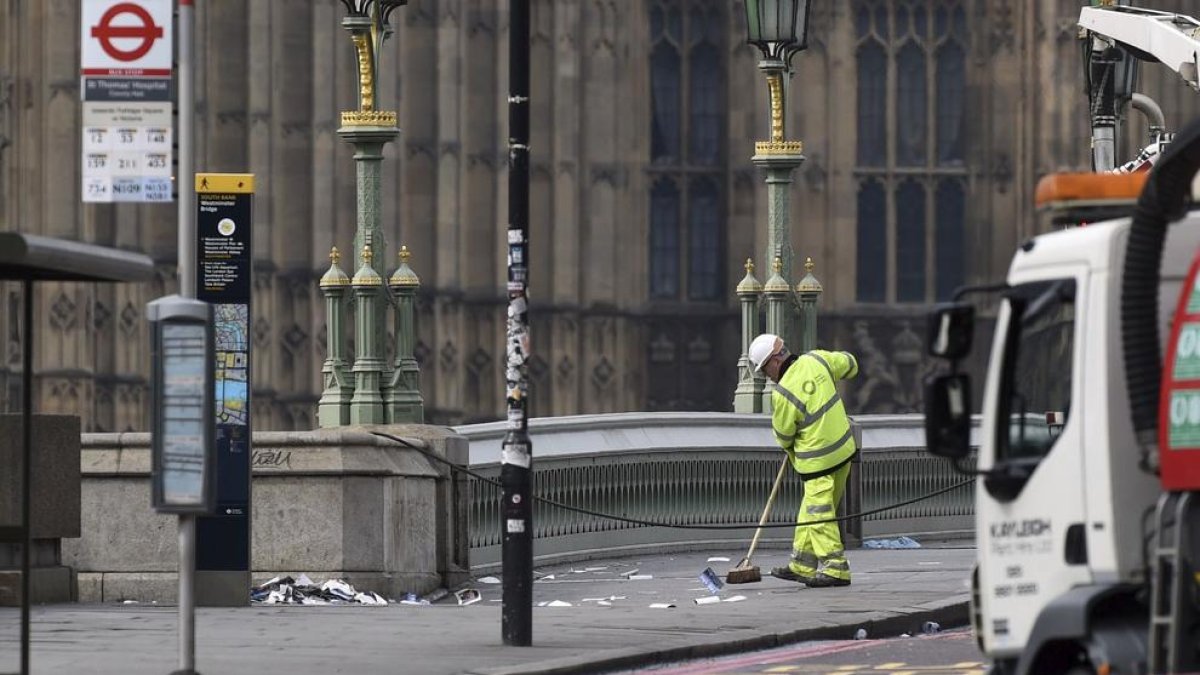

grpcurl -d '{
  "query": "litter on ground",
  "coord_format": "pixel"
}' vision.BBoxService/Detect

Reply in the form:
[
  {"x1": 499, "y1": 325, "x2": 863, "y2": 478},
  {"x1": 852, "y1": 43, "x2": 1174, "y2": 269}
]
[{"x1": 250, "y1": 576, "x2": 388, "y2": 606}]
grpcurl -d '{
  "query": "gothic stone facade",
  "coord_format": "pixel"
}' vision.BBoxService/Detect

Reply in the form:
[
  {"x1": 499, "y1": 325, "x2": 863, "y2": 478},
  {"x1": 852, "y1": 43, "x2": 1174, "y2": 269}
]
[{"x1": 1, "y1": 0, "x2": 1197, "y2": 430}]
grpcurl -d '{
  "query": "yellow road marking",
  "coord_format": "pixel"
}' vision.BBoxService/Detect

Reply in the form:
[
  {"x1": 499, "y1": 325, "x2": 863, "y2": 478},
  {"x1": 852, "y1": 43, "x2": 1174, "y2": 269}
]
[
  {"x1": 764, "y1": 667, "x2": 800, "y2": 673},
  {"x1": 876, "y1": 665, "x2": 907, "y2": 671},
  {"x1": 952, "y1": 664, "x2": 983, "y2": 669}
]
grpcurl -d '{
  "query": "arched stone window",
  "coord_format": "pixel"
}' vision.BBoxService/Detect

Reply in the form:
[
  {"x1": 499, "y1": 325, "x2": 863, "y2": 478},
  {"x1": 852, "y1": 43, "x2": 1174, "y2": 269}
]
[
  {"x1": 648, "y1": 0, "x2": 726, "y2": 302},
  {"x1": 854, "y1": 0, "x2": 968, "y2": 303}
]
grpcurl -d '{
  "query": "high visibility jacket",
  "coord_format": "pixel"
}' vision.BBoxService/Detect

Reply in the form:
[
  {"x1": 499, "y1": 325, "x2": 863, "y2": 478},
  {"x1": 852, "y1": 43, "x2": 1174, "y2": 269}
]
[{"x1": 771, "y1": 349, "x2": 859, "y2": 479}]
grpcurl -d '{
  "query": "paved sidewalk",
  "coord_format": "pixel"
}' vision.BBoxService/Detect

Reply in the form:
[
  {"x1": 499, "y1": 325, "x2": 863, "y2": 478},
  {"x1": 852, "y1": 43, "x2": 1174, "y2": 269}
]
[{"x1": 0, "y1": 547, "x2": 975, "y2": 675}]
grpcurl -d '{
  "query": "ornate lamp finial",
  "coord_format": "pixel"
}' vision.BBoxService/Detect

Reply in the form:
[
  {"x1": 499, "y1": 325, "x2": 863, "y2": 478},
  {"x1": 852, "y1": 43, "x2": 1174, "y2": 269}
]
[
  {"x1": 773, "y1": 256, "x2": 783, "y2": 274},
  {"x1": 805, "y1": 256, "x2": 814, "y2": 273},
  {"x1": 362, "y1": 244, "x2": 373, "y2": 266},
  {"x1": 330, "y1": 247, "x2": 341, "y2": 265},
  {"x1": 744, "y1": 258, "x2": 754, "y2": 275},
  {"x1": 399, "y1": 245, "x2": 411, "y2": 264}
]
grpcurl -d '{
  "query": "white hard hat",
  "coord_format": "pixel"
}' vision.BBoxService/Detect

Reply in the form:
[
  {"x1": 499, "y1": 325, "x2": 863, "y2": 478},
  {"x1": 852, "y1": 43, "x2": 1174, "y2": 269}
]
[{"x1": 748, "y1": 333, "x2": 782, "y2": 372}]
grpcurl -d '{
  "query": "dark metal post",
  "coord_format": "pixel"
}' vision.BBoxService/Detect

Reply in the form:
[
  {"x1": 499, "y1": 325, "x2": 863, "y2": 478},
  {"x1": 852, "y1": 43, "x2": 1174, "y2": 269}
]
[
  {"x1": 20, "y1": 278, "x2": 31, "y2": 674},
  {"x1": 502, "y1": 0, "x2": 533, "y2": 647}
]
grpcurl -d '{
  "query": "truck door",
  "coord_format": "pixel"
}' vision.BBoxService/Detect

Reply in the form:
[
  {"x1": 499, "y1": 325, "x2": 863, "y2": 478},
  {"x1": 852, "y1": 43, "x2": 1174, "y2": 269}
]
[{"x1": 978, "y1": 275, "x2": 1092, "y2": 657}]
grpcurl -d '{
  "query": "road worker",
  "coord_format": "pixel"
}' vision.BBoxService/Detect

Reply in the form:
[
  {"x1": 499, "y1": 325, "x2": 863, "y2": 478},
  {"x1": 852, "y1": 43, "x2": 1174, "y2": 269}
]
[{"x1": 748, "y1": 333, "x2": 859, "y2": 588}]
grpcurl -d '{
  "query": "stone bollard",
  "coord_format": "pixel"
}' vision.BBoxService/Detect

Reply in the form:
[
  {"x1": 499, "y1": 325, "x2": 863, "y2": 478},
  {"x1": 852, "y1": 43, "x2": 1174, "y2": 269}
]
[
  {"x1": 387, "y1": 245, "x2": 424, "y2": 424},
  {"x1": 318, "y1": 247, "x2": 354, "y2": 428},
  {"x1": 733, "y1": 258, "x2": 764, "y2": 413}
]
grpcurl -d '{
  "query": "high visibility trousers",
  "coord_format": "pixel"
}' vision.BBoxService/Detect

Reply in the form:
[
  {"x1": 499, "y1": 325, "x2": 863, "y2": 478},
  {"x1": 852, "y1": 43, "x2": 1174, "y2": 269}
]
[{"x1": 788, "y1": 461, "x2": 851, "y2": 581}]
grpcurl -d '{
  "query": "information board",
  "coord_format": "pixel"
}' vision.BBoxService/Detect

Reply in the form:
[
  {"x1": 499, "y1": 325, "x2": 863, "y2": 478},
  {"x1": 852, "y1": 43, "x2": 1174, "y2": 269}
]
[
  {"x1": 82, "y1": 102, "x2": 172, "y2": 203},
  {"x1": 194, "y1": 173, "x2": 254, "y2": 591},
  {"x1": 149, "y1": 297, "x2": 214, "y2": 514},
  {"x1": 1159, "y1": 250, "x2": 1200, "y2": 490}
]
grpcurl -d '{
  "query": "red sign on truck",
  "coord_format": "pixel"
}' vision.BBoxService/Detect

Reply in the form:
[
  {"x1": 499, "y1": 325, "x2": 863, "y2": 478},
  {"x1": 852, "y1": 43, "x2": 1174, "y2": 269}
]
[{"x1": 1159, "y1": 248, "x2": 1200, "y2": 490}]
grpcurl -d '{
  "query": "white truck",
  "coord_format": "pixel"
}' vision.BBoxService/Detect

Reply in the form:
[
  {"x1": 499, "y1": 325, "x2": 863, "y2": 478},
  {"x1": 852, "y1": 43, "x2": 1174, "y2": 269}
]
[{"x1": 922, "y1": 5, "x2": 1200, "y2": 674}]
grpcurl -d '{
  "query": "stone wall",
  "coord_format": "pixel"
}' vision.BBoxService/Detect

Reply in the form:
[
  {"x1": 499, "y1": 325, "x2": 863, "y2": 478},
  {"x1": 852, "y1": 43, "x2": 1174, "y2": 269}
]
[{"x1": 64, "y1": 425, "x2": 469, "y2": 603}]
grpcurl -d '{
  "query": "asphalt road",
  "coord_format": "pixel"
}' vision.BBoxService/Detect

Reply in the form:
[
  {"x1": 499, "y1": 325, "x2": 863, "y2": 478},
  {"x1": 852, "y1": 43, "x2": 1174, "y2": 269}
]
[{"x1": 631, "y1": 628, "x2": 984, "y2": 675}]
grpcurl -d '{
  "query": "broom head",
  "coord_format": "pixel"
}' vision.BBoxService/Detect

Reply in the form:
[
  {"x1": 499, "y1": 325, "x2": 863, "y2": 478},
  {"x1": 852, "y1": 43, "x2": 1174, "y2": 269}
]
[{"x1": 725, "y1": 558, "x2": 762, "y2": 584}]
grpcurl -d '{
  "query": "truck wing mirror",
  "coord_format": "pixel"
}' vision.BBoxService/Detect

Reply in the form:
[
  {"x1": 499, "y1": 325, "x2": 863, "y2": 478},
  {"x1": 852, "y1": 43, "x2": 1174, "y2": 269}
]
[
  {"x1": 926, "y1": 303, "x2": 974, "y2": 360},
  {"x1": 925, "y1": 373, "x2": 972, "y2": 460}
]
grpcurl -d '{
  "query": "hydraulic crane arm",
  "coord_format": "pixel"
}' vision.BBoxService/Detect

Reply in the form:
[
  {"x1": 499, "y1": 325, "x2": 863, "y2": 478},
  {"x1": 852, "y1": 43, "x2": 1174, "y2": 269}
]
[{"x1": 1079, "y1": 5, "x2": 1200, "y2": 92}]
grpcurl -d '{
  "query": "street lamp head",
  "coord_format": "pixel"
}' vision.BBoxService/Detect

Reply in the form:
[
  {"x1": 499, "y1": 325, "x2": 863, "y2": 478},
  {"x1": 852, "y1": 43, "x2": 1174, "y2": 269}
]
[
  {"x1": 743, "y1": 0, "x2": 811, "y2": 63},
  {"x1": 340, "y1": 0, "x2": 408, "y2": 21}
]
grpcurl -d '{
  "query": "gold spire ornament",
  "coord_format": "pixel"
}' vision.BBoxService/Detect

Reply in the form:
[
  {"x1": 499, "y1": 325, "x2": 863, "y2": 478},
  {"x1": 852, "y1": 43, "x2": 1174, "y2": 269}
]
[
  {"x1": 320, "y1": 246, "x2": 352, "y2": 288},
  {"x1": 796, "y1": 256, "x2": 823, "y2": 294},
  {"x1": 737, "y1": 257, "x2": 763, "y2": 295},
  {"x1": 764, "y1": 255, "x2": 790, "y2": 292},
  {"x1": 390, "y1": 244, "x2": 421, "y2": 288}
]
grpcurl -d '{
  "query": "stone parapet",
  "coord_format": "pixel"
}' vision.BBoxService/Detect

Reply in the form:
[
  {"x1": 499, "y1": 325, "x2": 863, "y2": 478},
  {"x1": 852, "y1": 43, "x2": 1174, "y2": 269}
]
[{"x1": 64, "y1": 425, "x2": 469, "y2": 603}]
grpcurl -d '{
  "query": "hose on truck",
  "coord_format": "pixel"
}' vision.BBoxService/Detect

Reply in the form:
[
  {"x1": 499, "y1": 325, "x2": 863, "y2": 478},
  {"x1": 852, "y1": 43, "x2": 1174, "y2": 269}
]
[{"x1": 1123, "y1": 116, "x2": 1200, "y2": 470}]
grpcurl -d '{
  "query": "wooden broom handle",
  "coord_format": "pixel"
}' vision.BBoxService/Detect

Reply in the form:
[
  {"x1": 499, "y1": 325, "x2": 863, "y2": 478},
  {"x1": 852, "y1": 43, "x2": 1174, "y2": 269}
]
[{"x1": 745, "y1": 457, "x2": 790, "y2": 561}]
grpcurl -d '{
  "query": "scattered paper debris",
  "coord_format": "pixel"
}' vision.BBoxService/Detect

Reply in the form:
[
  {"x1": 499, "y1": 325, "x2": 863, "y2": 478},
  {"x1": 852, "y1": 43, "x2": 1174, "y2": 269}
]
[
  {"x1": 122, "y1": 600, "x2": 139, "y2": 605},
  {"x1": 694, "y1": 596, "x2": 720, "y2": 605},
  {"x1": 478, "y1": 576, "x2": 502, "y2": 585},
  {"x1": 622, "y1": 569, "x2": 640, "y2": 578},
  {"x1": 597, "y1": 600, "x2": 612, "y2": 606},
  {"x1": 863, "y1": 536, "x2": 921, "y2": 549},
  {"x1": 584, "y1": 566, "x2": 608, "y2": 572},
  {"x1": 706, "y1": 556, "x2": 730, "y2": 563},
  {"x1": 250, "y1": 576, "x2": 390, "y2": 606},
  {"x1": 455, "y1": 589, "x2": 482, "y2": 606},
  {"x1": 649, "y1": 603, "x2": 676, "y2": 609},
  {"x1": 699, "y1": 567, "x2": 724, "y2": 595},
  {"x1": 399, "y1": 593, "x2": 430, "y2": 606},
  {"x1": 627, "y1": 575, "x2": 653, "y2": 581},
  {"x1": 534, "y1": 574, "x2": 556, "y2": 582},
  {"x1": 537, "y1": 600, "x2": 573, "y2": 607},
  {"x1": 723, "y1": 595, "x2": 747, "y2": 603}
]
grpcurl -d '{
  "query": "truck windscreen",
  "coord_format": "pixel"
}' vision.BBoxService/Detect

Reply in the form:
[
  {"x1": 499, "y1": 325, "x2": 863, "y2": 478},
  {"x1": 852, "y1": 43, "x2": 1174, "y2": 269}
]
[{"x1": 997, "y1": 279, "x2": 1077, "y2": 464}]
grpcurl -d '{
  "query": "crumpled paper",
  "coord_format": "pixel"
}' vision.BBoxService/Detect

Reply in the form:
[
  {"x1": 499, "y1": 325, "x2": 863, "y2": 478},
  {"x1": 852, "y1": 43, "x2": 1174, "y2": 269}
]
[{"x1": 250, "y1": 575, "x2": 388, "y2": 606}]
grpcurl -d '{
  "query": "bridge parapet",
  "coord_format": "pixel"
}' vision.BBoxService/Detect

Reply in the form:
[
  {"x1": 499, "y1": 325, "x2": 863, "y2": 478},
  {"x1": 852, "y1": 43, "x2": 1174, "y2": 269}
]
[{"x1": 456, "y1": 412, "x2": 978, "y2": 568}]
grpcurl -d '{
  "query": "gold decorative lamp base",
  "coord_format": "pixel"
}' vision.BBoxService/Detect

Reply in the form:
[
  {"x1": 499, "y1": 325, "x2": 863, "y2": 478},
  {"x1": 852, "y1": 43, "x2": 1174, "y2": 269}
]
[{"x1": 341, "y1": 110, "x2": 399, "y2": 127}]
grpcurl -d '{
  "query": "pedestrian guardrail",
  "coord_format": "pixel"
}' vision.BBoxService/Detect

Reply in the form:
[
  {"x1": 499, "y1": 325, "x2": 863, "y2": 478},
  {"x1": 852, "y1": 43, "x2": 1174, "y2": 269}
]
[{"x1": 455, "y1": 412, "x2": 977, "y2": 567}]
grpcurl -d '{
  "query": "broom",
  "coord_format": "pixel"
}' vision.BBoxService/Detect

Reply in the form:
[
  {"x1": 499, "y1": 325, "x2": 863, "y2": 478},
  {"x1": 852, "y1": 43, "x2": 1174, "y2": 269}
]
[{"x1": 726, "y1": 457, "x2": 790, "y2": 584}]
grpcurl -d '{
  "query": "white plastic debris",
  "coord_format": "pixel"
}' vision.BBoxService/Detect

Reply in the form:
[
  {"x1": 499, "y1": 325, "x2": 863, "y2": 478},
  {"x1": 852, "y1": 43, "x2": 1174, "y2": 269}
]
[
  {"x1": 122, "y1": 600, "x2": 139, "y2": 605},
  {"x1": 723, "y1": 595, "x2": 747, "y2": 603},
  {"x1": 455, "y1": 589, "x2": 482, "y2": 606},
  {"x1": 295, "y1": 573, "x2": 315, "y2": 587},
  {"x1": 693, "y1": 596, "x2": 720, "y2": 605},
  {"x1": 584, "y1": 566, "x2": 607, "y2": 572},
  {"x1": 649, "y1": 603, "x2": 676, "y2": 609},
  {"x1": 627, "y1": 574, "x2": 653, "y2": 581},
  {"x1": 537, "y1": 600, "x2": 572, "y2": 607},
  {"x1": 622, "y1": 569, "x2": 640, "y2": 578},
  {"x1": 597, "y1": 600, "x2": 612, "y2": 607},
  {"x1": 706, "y1": 556, "x2": 730, "y2": 563},
  {"x1": 354, "y1": 592, "x2": 387, "y2": 606},
  {"x1": 321, "y1": 579, "x2": 356, "y2": 601},
  {"x1": 478, "y1": 576, "x2": 501, "y2": 585},
  {"x1": 922, "y1": 621, "x2": 941, "y2": 634},
  {"x1": 854, "y1": 628, "x2": 868, "y2": 640}
]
